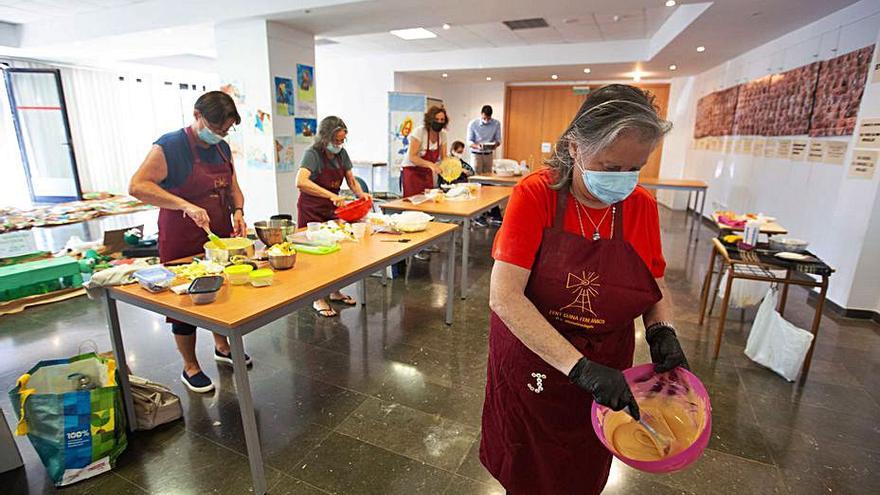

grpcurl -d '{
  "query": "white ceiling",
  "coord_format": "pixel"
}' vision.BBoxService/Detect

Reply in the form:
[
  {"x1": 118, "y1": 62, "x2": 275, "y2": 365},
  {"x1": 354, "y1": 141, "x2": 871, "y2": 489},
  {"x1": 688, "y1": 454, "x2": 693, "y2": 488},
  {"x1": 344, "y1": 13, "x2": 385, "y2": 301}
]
[{"x1": 0, "y1": 0, "x2": 148, "y2": 24}]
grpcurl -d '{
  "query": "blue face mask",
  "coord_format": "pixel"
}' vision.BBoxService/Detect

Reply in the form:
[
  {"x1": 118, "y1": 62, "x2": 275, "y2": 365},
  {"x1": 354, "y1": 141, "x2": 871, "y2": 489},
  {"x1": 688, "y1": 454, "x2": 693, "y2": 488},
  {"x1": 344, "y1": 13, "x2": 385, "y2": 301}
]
[
  {"x1": 197, "y1": 123, "x2": 223, "y2": 145},
  {"x1": 326, "y1": 143, "x2": 343, "y2": 154},
  {"x1": 582, "y1": 169, "x2": 640, "y2": 205}
]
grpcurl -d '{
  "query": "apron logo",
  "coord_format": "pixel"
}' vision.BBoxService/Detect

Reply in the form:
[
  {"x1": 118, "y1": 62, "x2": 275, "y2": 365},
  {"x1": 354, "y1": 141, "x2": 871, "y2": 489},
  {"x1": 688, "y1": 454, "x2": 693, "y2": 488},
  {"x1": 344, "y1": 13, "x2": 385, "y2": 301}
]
[
  {"x1": 527, "y1": 372, "x2": 547, "y2": 393},
  {"x1": 560, "y1": 271, "x2": 600, "y2": 316}
]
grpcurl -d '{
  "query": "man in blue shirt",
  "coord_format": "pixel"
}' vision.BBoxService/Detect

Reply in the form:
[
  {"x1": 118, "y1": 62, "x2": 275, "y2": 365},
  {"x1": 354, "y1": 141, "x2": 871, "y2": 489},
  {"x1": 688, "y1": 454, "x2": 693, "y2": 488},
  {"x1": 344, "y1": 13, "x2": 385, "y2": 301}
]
[{"x1": 467, "y1": 105, "x2": 502, "y2": 175}]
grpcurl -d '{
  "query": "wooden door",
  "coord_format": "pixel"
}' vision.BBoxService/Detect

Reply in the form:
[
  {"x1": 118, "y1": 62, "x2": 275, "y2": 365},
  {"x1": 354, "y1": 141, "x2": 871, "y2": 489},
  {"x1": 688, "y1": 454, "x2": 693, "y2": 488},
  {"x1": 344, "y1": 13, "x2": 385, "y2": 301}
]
[
  {"x1": 504, "y1": 87, "x2": 545, "y2": 167},
  {"x1": 635, "y1": 84, "x2": 669, "y2": 182},
  {"x1": 540, "y1": 87, "x2": 586, "y2": 165}
]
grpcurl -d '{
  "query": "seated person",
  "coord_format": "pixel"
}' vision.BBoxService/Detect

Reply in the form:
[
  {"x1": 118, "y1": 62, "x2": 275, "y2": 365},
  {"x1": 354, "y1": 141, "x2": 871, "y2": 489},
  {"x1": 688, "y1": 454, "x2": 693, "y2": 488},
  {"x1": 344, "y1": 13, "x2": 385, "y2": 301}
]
[{"x1": 438, "y1": 140, "x2": 476, "y2": 186}]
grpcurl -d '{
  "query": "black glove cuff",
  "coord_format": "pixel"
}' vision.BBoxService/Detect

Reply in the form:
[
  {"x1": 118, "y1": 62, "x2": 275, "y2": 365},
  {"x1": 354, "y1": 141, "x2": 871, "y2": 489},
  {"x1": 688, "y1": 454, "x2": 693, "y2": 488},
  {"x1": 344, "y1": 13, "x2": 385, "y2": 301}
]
[
  {"x1": 568, "y1": 356, "x2": 589, "y2": 381},
  {"x1": 646, "y1": 323, "x2": 676, "y2": 344}
]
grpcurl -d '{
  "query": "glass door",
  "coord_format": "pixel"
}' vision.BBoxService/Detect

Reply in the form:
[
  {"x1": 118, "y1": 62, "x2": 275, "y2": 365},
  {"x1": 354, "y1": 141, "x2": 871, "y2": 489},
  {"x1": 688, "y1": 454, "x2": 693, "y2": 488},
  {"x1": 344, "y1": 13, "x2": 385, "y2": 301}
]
[{"x1": 3, "y1": 68, "x2": 82, "y2": 203}]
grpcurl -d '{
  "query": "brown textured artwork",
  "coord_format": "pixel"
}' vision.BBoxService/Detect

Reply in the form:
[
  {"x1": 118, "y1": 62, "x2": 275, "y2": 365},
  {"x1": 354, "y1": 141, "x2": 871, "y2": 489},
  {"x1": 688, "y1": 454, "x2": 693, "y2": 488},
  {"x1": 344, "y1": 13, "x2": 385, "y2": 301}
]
[
  {"x1": 732, "y1": 76, "x2": 772, "y2": 136},
  {"x1": 693, "y1": 86, "x2": 739, "y2": 138},
  {"x1": 809, "y1": 44, "x2": 874, "y2": 137},
  {"x1": 764, "y1": 62, "x2": 820, "y2": 136}
]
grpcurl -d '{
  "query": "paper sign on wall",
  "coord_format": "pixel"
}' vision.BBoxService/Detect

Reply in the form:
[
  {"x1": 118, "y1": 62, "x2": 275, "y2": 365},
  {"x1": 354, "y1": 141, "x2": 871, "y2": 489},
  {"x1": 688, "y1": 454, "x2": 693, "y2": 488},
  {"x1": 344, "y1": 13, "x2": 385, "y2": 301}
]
[
  {"x1": 790, "y1": 139, "x2": 809, "y2": 160},
  {"x1": 0, "y1": 231, "x2": 38, "y2": 258},
  {"x1": 849, "y1": 150, "x2": 878, "y2": 178},
  {"x1": 541, "y1": 142, "x2": 552, "y2": 153},
  {"x1": 857, "y1": 118, "x2": 880, "y2": 148},
  {"x1": 742, "y1": 138, "x2": 754, "y2": 154},
  {"x1": 752, "y1": 139, "x2": 765, "y2": 156},
  {"x1": 724, "y1": 138, "x2": 734, "y2": 154},
  {"x1": 775, "y1": 139, "x2": 792, "y2": 159},
  {"x1": 763, "y1": 139, "x2": 777, "y2": 158},
  {"x1": 824, "y1": 141, "x2": 848, "y2": 164},
  {"x1": 873, "y1": 50, "x2": 880, "y2": 83},
  {"x1": 807, "y1": 141, "x2": 826, "y2": 162}
]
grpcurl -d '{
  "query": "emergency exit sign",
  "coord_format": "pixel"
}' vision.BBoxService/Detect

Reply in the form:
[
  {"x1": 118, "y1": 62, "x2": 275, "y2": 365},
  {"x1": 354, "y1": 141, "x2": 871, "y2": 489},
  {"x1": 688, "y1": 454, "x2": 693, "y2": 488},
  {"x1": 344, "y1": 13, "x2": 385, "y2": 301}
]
[{"x1": 573, "y1": 86, "x2": 591, "y2": 95}]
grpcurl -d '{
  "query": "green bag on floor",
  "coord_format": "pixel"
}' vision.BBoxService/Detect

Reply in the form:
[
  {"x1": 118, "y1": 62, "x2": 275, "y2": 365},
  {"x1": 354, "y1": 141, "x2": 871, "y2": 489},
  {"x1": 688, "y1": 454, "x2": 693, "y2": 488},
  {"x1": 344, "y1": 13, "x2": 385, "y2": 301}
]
[{"x1": 8, "y1": 352, "x2": 127, "y2": 486}]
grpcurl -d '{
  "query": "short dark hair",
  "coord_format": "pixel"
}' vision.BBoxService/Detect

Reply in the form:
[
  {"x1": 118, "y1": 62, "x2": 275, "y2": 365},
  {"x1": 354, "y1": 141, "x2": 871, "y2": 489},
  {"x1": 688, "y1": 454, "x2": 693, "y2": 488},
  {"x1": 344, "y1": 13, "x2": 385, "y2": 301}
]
[
  {"x1": 194, "y1": 91, "x2": 241, "y2": 126},
  {"x1": 481, "y1": 105, "x2": 493, "y2": 117},
  {"x1": 424, "y1": 106, "x2": 449, "y2": 129},
  {"x1": 451, "y1": 140, "x2": 465, "y2": 150}
]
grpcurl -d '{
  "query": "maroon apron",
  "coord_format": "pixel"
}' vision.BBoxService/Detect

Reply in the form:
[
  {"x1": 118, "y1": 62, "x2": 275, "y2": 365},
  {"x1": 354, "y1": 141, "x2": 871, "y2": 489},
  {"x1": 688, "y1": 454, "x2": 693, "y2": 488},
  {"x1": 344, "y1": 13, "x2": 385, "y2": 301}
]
[
  {"x1": 401, "y1": 131, "x2": 439, "y2": 197},
  {"x1": 480, "y1": 189, "x2": 662, "y2": 494},
  {"x1": 158, "y1": 127, "x2": 233, "y2": 263},
  {"x1": 297, "y1": 150, "x2": 346, "y2": 227}
]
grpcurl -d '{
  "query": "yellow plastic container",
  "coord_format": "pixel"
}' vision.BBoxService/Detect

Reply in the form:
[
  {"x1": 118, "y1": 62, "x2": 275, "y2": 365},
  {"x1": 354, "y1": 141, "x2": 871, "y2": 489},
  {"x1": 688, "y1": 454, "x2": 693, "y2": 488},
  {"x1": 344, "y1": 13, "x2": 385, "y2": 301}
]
[
  {"x1": 249, "y1": 268, "x2": 274, "y2": 287},
  {"x1": 224, "y1": 264, "x2": 254, "y2": 285}
]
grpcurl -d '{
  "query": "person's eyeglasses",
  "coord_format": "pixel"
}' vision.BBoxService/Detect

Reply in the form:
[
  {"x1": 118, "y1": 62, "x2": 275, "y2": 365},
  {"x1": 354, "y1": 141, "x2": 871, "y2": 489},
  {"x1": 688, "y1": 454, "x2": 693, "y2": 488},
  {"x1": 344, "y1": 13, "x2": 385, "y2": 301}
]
[{"x1": 203, "y1": 118, "x2": 235, "y2": 136}]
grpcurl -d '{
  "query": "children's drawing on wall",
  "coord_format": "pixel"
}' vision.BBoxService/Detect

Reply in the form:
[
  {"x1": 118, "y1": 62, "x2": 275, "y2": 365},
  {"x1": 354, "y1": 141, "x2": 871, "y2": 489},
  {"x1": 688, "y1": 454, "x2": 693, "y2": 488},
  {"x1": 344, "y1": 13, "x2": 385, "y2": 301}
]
[
  {"x1": 295, "y1": 64, "x2": 316, "y2": 117},
  {"x1": 274, "y1": 76, "x2": 294, "y2": 116}
]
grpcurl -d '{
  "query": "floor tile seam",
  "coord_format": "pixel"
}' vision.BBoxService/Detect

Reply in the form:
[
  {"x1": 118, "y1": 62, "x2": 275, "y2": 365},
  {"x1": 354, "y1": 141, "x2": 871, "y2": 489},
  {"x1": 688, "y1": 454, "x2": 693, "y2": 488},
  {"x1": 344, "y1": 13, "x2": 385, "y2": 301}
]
[
  {"x1": 269, "y1": 471, "x2": 335, "y2": 494},
  {"x1": 703, "y1": 446, "x2": 779, "y2": 469},
  {"x1": 332, "y1": 429, "x2": 471, "y2": 478},
  {"x1": 743, "y1": 384, "x2": 880, "y2": 423},
  {"x1": 176, "y1": 421, "x2": 287, "y2": 478},
  {"x1": 92, "y1": 472, "x2": 151, "y2": 494}
]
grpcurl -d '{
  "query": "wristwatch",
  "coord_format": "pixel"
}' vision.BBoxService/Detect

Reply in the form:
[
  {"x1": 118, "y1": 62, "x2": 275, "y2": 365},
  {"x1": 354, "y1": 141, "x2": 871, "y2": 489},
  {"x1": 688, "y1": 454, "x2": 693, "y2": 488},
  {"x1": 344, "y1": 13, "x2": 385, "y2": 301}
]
[{"x1": 232, "y1": 207, "x2": 244, "y2": 215}]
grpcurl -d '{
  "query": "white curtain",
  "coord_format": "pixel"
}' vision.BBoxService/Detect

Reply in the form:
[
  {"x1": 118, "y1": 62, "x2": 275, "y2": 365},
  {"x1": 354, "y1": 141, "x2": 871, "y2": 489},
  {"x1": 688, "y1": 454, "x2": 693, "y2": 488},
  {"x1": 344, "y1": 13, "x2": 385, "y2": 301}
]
[
  {"x1": 0, "y1": 69, "x2": 31, "y2": 208},
  {"x1": 2, "y1": 58, "x2": 217, "y2": 198}
]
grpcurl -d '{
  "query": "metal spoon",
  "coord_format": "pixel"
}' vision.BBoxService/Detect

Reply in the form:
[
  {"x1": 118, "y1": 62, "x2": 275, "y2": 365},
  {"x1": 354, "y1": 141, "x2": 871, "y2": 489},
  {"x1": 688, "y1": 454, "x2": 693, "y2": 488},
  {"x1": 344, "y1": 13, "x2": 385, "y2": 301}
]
[{"x1": 627, "y1": 406, "x2": 671, "y2": 456}]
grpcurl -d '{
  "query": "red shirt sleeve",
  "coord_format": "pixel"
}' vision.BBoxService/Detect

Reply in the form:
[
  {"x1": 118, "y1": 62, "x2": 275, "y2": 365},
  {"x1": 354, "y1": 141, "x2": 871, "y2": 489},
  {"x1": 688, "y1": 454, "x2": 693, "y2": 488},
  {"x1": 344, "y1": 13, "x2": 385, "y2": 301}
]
[{"x1": 493, "y1": 172, "x2": 666, "y2": 278}]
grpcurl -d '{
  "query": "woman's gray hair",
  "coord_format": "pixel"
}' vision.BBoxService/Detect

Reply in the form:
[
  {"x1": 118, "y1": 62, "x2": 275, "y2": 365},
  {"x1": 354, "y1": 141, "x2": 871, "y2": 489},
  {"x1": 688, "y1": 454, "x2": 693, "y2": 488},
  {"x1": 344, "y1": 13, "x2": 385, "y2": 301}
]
[
  {"x1": 314, "y1": 116, "x2": 347, "y2": 150},
  {"x1": 546, "y1": 84, "x2": 672, "y2": 190}
]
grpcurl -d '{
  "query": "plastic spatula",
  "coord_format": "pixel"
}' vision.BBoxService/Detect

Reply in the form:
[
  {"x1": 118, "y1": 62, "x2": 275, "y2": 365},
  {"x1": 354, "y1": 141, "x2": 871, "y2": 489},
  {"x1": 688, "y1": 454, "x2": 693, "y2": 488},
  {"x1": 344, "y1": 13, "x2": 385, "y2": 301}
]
[
  {"x1": 627, "y1": 406, "x2": 671, "y2": 456},
  {"x1": 203, "y1": 227, "x2": 227, "y2": 249}
]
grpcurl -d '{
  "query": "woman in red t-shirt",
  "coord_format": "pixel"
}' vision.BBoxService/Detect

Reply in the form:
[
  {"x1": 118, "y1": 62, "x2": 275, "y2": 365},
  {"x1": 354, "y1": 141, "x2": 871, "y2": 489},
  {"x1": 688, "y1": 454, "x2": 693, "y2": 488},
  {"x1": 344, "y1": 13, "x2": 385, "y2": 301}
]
[{"x1": 480, "y1": 85, "x2": 690, "y2": 495}]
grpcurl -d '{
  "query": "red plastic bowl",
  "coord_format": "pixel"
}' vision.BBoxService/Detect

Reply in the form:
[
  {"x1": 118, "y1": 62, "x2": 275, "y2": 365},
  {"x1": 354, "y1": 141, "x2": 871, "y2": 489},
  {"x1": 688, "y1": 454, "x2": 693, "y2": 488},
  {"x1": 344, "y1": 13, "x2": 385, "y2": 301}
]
[
  {"x1": 335, "y1": 196, "x2": 373, "y2": 222},
  {"x1": 590, "y1": 364, "x2": 712, "y2": 473}
]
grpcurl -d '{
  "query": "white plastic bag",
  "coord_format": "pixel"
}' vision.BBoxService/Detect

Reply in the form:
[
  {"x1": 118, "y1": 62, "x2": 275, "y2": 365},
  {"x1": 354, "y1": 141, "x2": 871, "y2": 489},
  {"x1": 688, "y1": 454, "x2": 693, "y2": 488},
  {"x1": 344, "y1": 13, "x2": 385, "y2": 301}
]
[
  {"x1": 744, "y1": 288, "x2": 814, "y2": 381},
  {"x1": 718, "y1": 269, "x2": 785, "y2": 308}
]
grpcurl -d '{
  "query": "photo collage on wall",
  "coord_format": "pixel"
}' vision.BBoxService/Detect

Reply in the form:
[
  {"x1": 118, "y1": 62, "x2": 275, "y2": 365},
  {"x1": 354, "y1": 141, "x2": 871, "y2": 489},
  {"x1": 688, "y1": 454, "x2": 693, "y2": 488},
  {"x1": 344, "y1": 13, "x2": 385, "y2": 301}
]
[{"x1": 272, "y1": 64, "x2": 317, "y2": 172}]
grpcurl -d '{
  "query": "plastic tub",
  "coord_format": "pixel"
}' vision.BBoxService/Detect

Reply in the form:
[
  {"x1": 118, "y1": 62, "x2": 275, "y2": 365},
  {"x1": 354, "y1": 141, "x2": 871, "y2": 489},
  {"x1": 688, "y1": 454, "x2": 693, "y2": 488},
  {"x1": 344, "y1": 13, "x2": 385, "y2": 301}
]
[
  {"x1": 335, "y1": 196, "x2": 373, "y2": 222},
  {"x1": 133, "y1": 267, "x2": 176, "y2": 293},
  {"x1": 591, "y1": 364, "x2": 712, "y2": 473},
  {"x1": 187, "y1": 275, "x2": 224, "y2": 304},
  {"x1": 224, "y1": 264, "x2": 254, "y2": 285},
  {"x1": 249, "y1": 268, "x2": 275, "y2": 287}
]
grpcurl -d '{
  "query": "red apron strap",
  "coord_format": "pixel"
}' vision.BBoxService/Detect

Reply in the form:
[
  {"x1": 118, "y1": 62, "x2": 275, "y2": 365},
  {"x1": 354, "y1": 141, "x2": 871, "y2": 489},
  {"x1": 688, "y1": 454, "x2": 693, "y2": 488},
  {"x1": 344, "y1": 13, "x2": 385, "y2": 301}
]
[
  {"x1": 553, "y1": 188, "x2": 568, "y2": 230},
  {"x1": 613, "y1": 200, "x2": 624, "y2": 239}
]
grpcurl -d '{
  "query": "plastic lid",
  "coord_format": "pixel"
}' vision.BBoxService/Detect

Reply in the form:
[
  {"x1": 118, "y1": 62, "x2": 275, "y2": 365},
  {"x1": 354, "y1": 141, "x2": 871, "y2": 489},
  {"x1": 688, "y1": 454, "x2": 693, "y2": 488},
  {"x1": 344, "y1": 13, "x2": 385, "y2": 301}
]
[
  {"x1": 188, "y1": 275, "x2": 224, "y2": 294},
  {"x1": 249, "y1": 268, "x2": 274, "y2": 279},
  {"x1": 133, "y1": 267, "x2": 175, "y2": 283},
  {"x1": 224, "y1": 264, "x2": 254, "y2": 275}
]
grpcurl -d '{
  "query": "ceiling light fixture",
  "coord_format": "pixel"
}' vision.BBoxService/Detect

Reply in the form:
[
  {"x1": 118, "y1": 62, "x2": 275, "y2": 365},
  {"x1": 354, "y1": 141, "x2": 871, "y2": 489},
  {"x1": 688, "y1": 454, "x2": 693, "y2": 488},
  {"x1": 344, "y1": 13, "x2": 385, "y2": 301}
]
[
  {"x1": 390, "y1": 27, "x2": 437, "y2": 40},
  {"x1": 551, "y1": 74, "x2": 559, "y2": 80},
  {"x1": 632, "y1": 72, "x2": 642, "y2": 82},
  {"x1": 665, "y1": 1, "x2": 676, "y2": 7},
  {"x1": 669, "y1": 64, "x2": 677, "y2": 71},
  {"x1": 583, "y1": 67, "x2": 591, "y2": 74},
  {"x1": 612, "y1": 15, "x2": 621, "y2": 22},
  {"x1": 696, "y1": 45, "x2": 706, "y2": 52},
  {"x1": 486, "y1": 76, "x2": 492, "y2": 81},
  {"x1": 442, "y1": 23, "x2": 451, "y2": 30},
  {"x1": 442, "y1": 73, "x2": 448, "y2": 78}
]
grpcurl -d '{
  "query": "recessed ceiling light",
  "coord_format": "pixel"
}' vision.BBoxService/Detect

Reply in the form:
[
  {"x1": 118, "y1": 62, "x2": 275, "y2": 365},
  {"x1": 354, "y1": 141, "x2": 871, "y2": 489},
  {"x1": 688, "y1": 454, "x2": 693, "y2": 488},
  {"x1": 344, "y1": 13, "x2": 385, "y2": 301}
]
[
  {"x1": 665, "y1": 0, "x2": 676, "y2": 7},
  {"x1": 583, "y1": 67, "x2": 591, "y2": 74},
  {"x1": 696, "y1": 45, "x2": 706, "y2": 52},
  {"x1": 442, "y1": 23, "x2": 451, "y2": 30},
  {"x1": 551, "y1": 74, "x2": 559, "y2": 80},
  {"x1": 612, "y1": 15, "x2": 621, "y2": 22},
  {"x1": 442, "y1": 73, "x2": 448, "y2": 78},
  {"x1": 669, "y1": 64, "x2": 677, "y2": 71},
  {"x1": 486, "y1": 76, "x2": 492, "y2": 81},
  {"x1": 390, "y1": 27, "x2": 437, "y2": 40},
  {"x1": 633, "y1": 73, "x2": 642, "y2": 82}
]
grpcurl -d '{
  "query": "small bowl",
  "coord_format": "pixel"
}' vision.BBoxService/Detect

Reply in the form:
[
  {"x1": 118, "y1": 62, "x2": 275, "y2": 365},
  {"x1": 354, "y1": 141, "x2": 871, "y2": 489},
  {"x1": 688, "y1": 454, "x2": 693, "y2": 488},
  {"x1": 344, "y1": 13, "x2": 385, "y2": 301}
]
[
  {"x1": 591, "y1": 364, "x2": 712, "y2": 473},
  {"x1": 769, "y1": 237, "x2": 809, "y2": 253},
  {"x1": 224, "y1": 264, "x2": 254, "y2": 285},
  {"x1": 268, "y1": 253, "x2": 296, "y2": 270}
]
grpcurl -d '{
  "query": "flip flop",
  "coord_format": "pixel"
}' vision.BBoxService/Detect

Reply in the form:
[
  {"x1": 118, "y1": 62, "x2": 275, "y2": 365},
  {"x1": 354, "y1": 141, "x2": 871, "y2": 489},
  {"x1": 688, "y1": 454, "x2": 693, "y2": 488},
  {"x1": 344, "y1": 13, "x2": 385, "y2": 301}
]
[
  {"x1": 329, "y1": 294, "x2": 357, "y2": 306},
  {"x1": 313, "y1": 302, "x2": 338, "y2": 317}
]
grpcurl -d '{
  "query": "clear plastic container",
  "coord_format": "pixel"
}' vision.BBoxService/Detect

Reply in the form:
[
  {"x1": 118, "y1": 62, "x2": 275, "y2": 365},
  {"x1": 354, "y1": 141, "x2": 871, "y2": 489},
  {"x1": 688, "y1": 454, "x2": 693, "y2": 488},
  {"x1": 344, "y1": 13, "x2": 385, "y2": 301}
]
[
  {"x1": 224, "y1": 264, "x2": 254, "y2": 285},
  {"x1": 187, "y1": 275, "x2": 224, "y2": 304},
  {"x1": 133, "y1": 267, "x2": 176, "y2": 293},
  {"x1": 249, "y1": 268, "x2": 275, "y2": 287}
]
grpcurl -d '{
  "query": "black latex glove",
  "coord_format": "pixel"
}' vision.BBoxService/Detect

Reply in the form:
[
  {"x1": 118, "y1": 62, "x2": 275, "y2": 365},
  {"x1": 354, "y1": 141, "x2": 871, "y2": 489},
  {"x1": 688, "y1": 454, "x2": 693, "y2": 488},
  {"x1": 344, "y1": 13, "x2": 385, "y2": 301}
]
[
  {"x1": 569, "y1": 357, "x2": 640, "y2": 420},
  {"x1": 646, "y1": 325, "x2": 690, "y2": 373}
]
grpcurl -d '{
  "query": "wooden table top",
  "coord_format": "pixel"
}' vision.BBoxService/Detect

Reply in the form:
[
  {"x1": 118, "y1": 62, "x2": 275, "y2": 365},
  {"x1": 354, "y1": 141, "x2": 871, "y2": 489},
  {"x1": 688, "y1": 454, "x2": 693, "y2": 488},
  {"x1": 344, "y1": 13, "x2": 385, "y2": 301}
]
[
  {"x1": 109, "y1": 222, "x2": 458, "y2": 329},
  {"x1": 469, "y1": 173, "x2": 524, "y2": 185},
  {"x1": 638, "y1": 177, "x2": 708, "y2": 189},
  {"x1": 711, "y1": 214, "x2": 788, "y2": 235},
  {"x1": 380, "y1": 186, "x2": 512, "y2": 217}
]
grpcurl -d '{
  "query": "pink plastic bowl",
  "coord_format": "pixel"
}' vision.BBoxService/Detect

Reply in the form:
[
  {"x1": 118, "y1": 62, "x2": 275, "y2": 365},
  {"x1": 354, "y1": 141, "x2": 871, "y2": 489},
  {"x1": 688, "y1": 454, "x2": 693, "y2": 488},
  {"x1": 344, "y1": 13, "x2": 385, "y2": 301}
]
[{"x1": 590, "y1": 364, "x2": 712, "y2": 473}]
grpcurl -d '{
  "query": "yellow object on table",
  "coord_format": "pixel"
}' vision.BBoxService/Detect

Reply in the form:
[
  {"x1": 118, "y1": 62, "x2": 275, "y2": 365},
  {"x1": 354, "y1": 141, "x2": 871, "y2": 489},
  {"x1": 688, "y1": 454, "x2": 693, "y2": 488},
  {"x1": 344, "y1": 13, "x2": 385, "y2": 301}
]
[{"x1": 438, "y1": 157, "x2": 463, "y2": 183}]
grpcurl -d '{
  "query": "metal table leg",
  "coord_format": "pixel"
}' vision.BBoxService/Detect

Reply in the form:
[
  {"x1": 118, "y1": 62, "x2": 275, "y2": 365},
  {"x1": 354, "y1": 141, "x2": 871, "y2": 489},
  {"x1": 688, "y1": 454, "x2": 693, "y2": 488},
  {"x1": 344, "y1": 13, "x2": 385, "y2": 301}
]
[
  {"x1": 104, "y1": 293, "x2": 137, "y2": 429},
  {"x1": 229, "y1": 332, "x2": 267, "y2": 495},
  {"x1": 357, "y1": 279, "x2": 367, "y2": 307},
  {"x1": 445, "y1": 230, "x2": 457, "y2": 325},
  {"x1": 461, "y1": 217, "x2": 470, "y2": 300}
]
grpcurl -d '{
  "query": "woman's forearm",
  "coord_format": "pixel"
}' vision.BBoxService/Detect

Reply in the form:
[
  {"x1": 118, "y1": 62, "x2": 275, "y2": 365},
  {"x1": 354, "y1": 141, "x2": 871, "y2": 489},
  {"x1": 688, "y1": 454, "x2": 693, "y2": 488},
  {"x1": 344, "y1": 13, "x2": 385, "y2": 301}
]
[
  {"x1": 298, "y1": 176, "x2": 337, "y2": 200},
  {"x1": 130, "y1": 181, "x2": 191, "y2": 211},
  {"x1": 490, "y1": 263, "x2": 583, "y2": 375},
  {"x1": 642, "y1": 277, "x2": 673, "y2": 328}
]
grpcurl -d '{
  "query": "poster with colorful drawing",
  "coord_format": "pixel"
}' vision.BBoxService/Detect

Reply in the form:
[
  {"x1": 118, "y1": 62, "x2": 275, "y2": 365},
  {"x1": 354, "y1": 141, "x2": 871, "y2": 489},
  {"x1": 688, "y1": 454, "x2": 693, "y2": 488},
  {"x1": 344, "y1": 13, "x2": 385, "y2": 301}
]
[
  {"x1": 275, "y1": 136, "x2": 296, "y2": 172},
  {"x1": 295, "y1": 118, "x2": 317, "y2": 145},
  {"x1": 388, "y1": 92, "x2": 427, "y2": 194},
  {"x1": 219, "y1": 80, "x2": 245, "y2": 106},
  {"x1": 295, "y1": 64, "x2": 316, "y2": 117},
  {"x1": 274, "y1": 76, "x2": 294, "y2": 116},
  {"x1": 246, "y1": 109, "x2": 274, "y2": 170}
]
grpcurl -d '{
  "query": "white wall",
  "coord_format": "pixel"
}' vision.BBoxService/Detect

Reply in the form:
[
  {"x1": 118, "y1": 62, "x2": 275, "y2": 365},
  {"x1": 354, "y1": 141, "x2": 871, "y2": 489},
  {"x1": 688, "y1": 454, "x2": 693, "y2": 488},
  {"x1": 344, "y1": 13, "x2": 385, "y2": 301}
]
[{"x1": 658, "y1": 0, "x2": 880, "y2": 312}]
